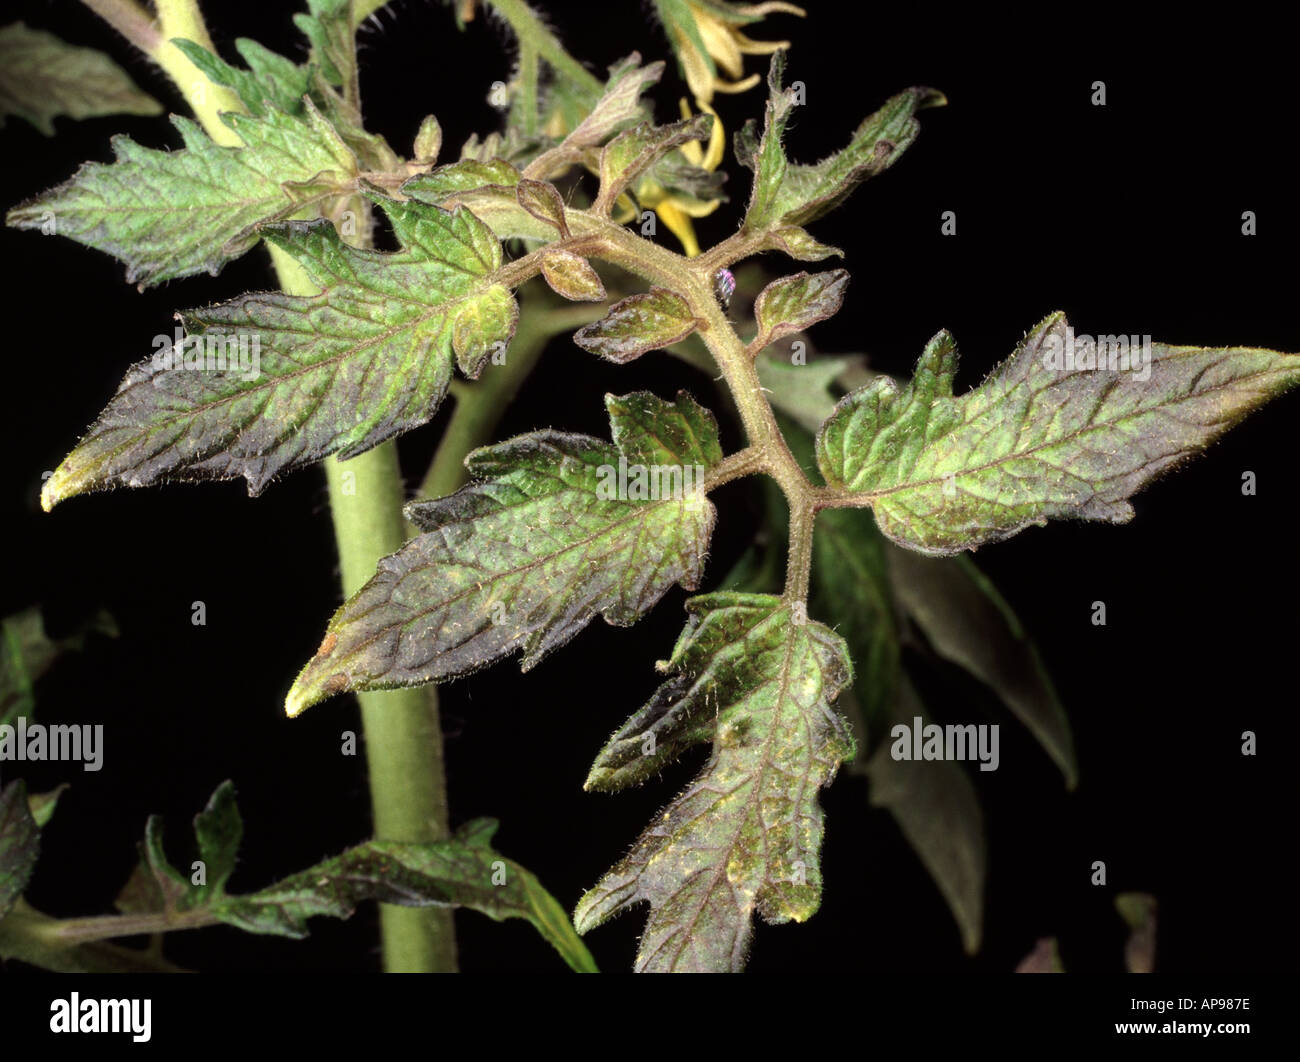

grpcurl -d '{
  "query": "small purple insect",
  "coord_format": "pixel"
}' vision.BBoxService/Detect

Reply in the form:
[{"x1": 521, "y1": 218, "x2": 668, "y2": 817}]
[{"x1": 712, "y1": 267, "x2": 736, "y2": 311}]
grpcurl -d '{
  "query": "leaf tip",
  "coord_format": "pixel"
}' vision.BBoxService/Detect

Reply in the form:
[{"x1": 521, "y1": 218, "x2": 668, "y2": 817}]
[
  {"x1": 582, "y1": 766, "x2": 614, "y2": 793},
  {"x1": 917, "y1": 86, "x2": 948, "y2": 110},
  {"x1": 40, "y1": 467, "x2": 73, "y2": 512},
  {"x1": 286, "y1": 634, "x2": 349, "y2": 717}
]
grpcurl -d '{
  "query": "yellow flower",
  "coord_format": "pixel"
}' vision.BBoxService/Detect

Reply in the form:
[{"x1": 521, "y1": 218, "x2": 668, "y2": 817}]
[
  {"x1": 664, "y1": 1, "x2": 806, "y2": 104},
  {"x1": 631, "y1": 99, "x2": 726, "y2": 257}
]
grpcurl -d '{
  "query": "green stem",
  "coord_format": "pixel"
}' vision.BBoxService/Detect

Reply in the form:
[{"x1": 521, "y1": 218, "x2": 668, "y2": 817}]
[
  {"x1": 486, "y1": 0, "x2": 603, "y2": 98},
  {"x1": 0, "y1": 900, "x2": 191, "y2": 973},
  {"x1": 24, "y1": 904, "x2": 217, "y2": 945},
  {"x1": 80, "y1": 0, "x2": 160, "y2": 51},
  {"x1": 149, "y1": 0, "x2": 245, "y2": 144},
  {"x1": 550, "y1": 212, "x2": 821, "y2": 600},
  {"x1": 516, "y1": 39, "x2": 540, "y2": 137},
  {"x1": 81, "y1": 0, "x2": 457, "y2": 973},
  {"x1": 324, "y1": 447, "x2": 457, "y2": 973}
]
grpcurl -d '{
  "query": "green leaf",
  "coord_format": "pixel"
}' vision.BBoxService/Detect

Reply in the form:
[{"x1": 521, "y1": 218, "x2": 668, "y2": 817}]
[
  {"x1": 171, "y1": 0, "x2": 356, "y2": 120},
  {"x1": 192, "y1": 780, "x2": 240, "y2": 899},
  {"x1": 294, "y1": 0, "x2": 354, "y2": 90},
  {"x1": 540, "y1": 250, "x2": 607, "y2": 302},
  {"x1": 750, "y1": 269, "x2": 850, "y2": 353},
  {"x1": 743, "y1": 53, "x2": 942, "y2": 231},
  {"x1": 175, "y1": 14, "x2": 397, "y2": 174},
  {"x1": 0, "y1": 781, "x2": 39, "y2": 920},
  {"x1": 302, "y1": 15, "x2": 398, "y2": 172},
  {"x1": 1, "y1": 606, "x2": 117, "y2": 727},
  {"x1": 124, "y1": 783, "x2": 240, "y2": 915},
  {"x1": 574, "y1": 288, "x2": 703, "y2": 363},
  {"x1": 861, "y1": 678, "x2": 986, "y2": 954},
  {"x1": 412, "y1": 115, "x2": 442, "y2": 162},
  {"x1": 6, "y1": 102, "x2": 358, "y2": 288},
  {"x1": 758, "y1": 351, "x2": 864, "y2": 434},
  {"x1": 287, "y1": 391, "x2": 723, "y2": 715},
  {"x1": 109, "y1": 783, "x2": 596, "y2": 970},
  {"x1": 594, "y1": 113, "x2": 713, "y2": 215},
  {"x1": 171, "y1": 37, "x2": 311, "y2": 118},
  {"x1": 814, "y1": 507, "x2": 900, "y2": 731},
  {"x1": 140, "y1": 814, "x2": 192, "y2": 914},
  {"x1": 523, "y1": 54, "x2": 665, "y2": 182},
  {"x1": 403, "y1": 159, "x2": 522, "y2": 204},
  {"x1": 739, "y1": 52, "x2": 794, "y2": 231},
  {"x1": 576, "y1": 592, "x2": 855, "y2": 972},
  {"x1": 648, "y1": 153, "x2": 727, "y2": 208},
  {"x1": 214, "y1": 818, "x2": 597, "y2": 971},
  {"x1": 767, "y1": 225, "x2": 843, "y2": 262},
  {"x1": 403, "y1": 162, "x2": 559, "y2": 244},
  {"x1": 515, "y1": 178, "x2": 570, "y2": 235},
  {"x1": 817, "y1": 314, "x2": 1300, "y2": 555},
  {"x1": 41, "y1": 197, "x2": 516, "y2": 508},
  {"x1": 886, "y1": 547, "x2": 1077, "y2": 786},
  {"x1": 557, "y1": 54, "x2": 663, "y2": 150},
  {"x1": 0, "y1": 22, "x2": 161, "y2": 135},
  {"x1": 27, "y1": 785, "x2": 68, "y2": 830}
]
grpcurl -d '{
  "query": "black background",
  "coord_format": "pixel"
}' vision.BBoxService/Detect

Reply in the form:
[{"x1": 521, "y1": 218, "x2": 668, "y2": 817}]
[{"x1": 1, "y1": 0, "x2": 1295, "y2": 976}]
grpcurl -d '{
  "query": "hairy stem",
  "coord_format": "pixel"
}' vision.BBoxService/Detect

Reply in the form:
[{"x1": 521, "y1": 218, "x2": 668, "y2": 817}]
[
  {"x1": 80, "y1": 0, "x2": 160, "y2": 51},
  {"x1": 324, "y1": 447, "x2": 457, "y2": 973},
  {"x1": 0, "y1": 899, "x2": 191, "y2": 973},
  {"x1": 516, "y1": 40, "x2": 541, "y2": 137},
  {"x1": 81, "y1": 0, "x2": 457, "y2": 972},
  {"x1": 703, "y1": 446, "x2": 765, "y2": 490},
  {"x1": 486, "y1": 0, "x2": 604, "y2": 98},
  {"x1": 21, "y1": 904, "x2": 218, "y2": 945},
  {"x1": 147, "y1": 0, "x2": 245, "y2": 145},
  {"x1": 552, "y1": 211, "x2": 822, "y2": 599}
]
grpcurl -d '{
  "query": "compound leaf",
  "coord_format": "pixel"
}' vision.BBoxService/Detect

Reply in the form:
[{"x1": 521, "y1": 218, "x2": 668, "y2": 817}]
[{"x1": 576, "y1": 592, "x2": 855, "y2": 972}]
